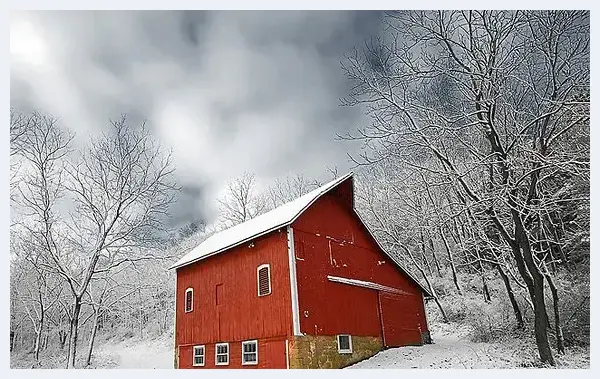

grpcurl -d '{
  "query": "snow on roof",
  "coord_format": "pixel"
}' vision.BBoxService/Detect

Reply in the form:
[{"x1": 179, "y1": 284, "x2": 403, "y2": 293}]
[{"x1": 169, "y1": 173, "x2": 353, "y2": 270}]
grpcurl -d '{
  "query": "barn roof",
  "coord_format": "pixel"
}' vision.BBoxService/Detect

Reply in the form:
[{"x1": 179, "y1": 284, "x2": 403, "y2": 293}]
[{"x1": 169, "y1": 172, "x2": 431, "y2": 297}]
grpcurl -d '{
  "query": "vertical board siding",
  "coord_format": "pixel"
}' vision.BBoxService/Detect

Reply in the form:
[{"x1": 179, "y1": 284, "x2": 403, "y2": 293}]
[
  {"x1": 379, "y1": 292, "x2": 424, "y2": 346},
  {"x1": 292, "y1": 186, "x2": 429, "y2": 338},
  {"x1": 175, "y1": 229, "x2": 292, "y2": 369}
]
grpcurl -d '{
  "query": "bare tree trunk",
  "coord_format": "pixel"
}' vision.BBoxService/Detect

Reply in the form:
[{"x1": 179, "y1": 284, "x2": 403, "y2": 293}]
[
  {"x1": 10, "y1": 330, "x2": 15, "y2": 352},
  {"x1": 544, "y1": 272, "x2": 565, "y2": 354},
  {"x1": 137, "y1": 281, "x2": 144, "y2": 339},
  {"x1": 163, "y1": 306, "x2": 169, "y2": 334},
  {"x1": 58, "y1": 330, "x2": 66, "y2": 350},
  {"x1": 496, "y1": 263, "x2": 524, "y2": 329},
  {"x1": 481, "y1": 272, "x2": 492, "y2": 303},
  {"x1": 513, "y1": 218, "x2": 554, "y2": 365},
  {"x1": 401, "y1": 245, "x2": 448, "y2": 323},
  {"x1": 419, "y1": 231, "x2": 433, "y2": 276},
  {"x1": 67, "y1": 298, "x2": 82, "y2": 369},
  {"x1": 85, "y1": 311, "x2": 99, "y2": 367},
  {"x1": 427, "y1": 236, "x2": 442, "y2": 277},
  {"x1": 42, "y1": 323, "x2": 49, "y2": 351},
  {"x1": 33, "y1": 328, "x2": 42, "y2": 361},
  {"x1": 440, "y1": 228, "x2": 462, "y2": 294},
  {"x1": 33, "y1": 308, "x2": 44, "y2": 362}
]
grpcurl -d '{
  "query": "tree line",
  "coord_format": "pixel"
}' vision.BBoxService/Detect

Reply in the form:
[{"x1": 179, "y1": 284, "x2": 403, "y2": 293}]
[
  {"x1": 339, "y1": 10, "x2": 589, "y2": 365},
  {"x1": 9, "y1": 111, "x2": 180, "y2": 368}
]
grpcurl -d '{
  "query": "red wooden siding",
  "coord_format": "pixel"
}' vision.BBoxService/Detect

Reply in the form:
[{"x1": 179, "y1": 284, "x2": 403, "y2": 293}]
[
  {"x1": 175, "y1": 229, "x2": 292, "y2": 368},
  {"x1": 291, "y1": 184, "x2": 429, "y2": 339}
]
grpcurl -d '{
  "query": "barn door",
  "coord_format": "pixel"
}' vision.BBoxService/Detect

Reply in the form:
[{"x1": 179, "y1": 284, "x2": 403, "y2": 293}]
[{"x1": 378, "y1": 292, "x2": 423, "y2": 347}]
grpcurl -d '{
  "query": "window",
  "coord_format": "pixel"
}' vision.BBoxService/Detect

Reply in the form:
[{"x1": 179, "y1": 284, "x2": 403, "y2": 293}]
[
  {"x1": 337, "y1": 335, "x2": 352, "y2": 354},
  {"x1": 193, "y1": 345, "x2": 205, "y2": 366},
  {"x1": 185, "y1": 288, "x2": 193, "y2": 313},
  {"x1": 241, "y1": 340, "x2": 258, "y2": 365},
  {"x1": 215, "y1": 343, "x2": 229, "y2": 365},
  {"x1": 257, "y1": 264, "x2": 271, "y2": 296}
]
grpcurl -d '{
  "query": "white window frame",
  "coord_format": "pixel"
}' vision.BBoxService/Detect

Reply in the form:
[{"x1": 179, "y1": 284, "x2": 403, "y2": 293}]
[
  {"x1": 337, "y1": 334, "x2": 353, "y2": 354},
  {"x1": 184, "y1": 288, "x2": 193, "y2": 313},
  {"x1": 215, "y1": 342, "x2": 229, "y2": 366},
  {"x1": 257, "y1": 264, "x2": 272, "y2": 297},
  {"x1": 192, "y1": 345, "x2": 205, "y2": 367},
  {"x1": 241, "y1": 340, "x2": 258, "y2": 365}
]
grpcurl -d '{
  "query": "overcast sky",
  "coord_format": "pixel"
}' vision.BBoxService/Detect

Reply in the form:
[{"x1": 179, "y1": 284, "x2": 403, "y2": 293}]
[{"x1": 10, "y1": 10, "x2": 383, "y2": 227}]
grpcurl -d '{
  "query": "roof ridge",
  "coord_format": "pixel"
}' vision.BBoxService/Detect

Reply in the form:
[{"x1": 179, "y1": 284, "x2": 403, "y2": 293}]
[{"x1": 169, "y1": 172, "x2": 353, "y2": 269}]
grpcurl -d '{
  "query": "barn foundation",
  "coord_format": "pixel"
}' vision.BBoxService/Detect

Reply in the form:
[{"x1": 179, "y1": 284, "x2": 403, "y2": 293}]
[
  {"x1": 421, "y1": 331, "x2": 432, "y2": 344},
  {"x1": 287, "y1": 335, "x2": 382, "y2": 369}
]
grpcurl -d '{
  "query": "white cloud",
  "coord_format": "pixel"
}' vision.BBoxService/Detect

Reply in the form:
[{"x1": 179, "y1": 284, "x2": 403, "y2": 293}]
[{"x1": 10, "y1": 10, "x2": 380, "y2": 226}]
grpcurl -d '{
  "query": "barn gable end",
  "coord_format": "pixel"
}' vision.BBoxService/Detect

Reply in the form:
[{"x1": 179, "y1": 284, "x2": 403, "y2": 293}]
[
  {"x1": 172, "y1": 173, "x2": 431, "y2": 369},
  {"x1": 290, "y1": 187, "x2": 429, "y2": 339}
]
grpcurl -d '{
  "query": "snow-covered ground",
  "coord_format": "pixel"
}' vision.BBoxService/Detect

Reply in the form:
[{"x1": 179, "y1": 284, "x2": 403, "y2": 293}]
[
  {"x1": 12, "y1": 325, "x2": 587, "y2": 369},
  {"x1": 94, "y1": 336, "x2": 173, "y2": 369},
  {"x1": 96, "y1": 326, "x2": 587, "y2": 369},
  {"x1": 348, "y1": 334, "x2": 519, "y2": 369},
  {"x1": 347, "y1": 325, "x2": 589, "y2": 369}
]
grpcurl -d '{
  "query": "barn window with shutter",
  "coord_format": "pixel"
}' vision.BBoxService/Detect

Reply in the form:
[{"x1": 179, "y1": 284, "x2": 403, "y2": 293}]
[
  {"x1": 257, "y1": 264, "x2": 271, "y2": 296},
  {"x1": 241, "y1": 340, "x2": 258, "y2": 365},
  {"x1": 215, "y1": 343, "x2": 229, "y2": 365},
  {"x1": 185, "y1": 288, "x2": 193, "y2": 313},
  {"x1": 337, "y1": 334, "x2": 352, "y2": 354},
  {"x1": 192, "y1": 345, "x2": 205, "y2": 366}
]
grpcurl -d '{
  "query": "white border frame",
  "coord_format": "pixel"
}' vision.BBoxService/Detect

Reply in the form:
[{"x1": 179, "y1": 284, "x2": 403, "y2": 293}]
[
  {"x1": 241, "y1": 340, "x2": 258, "y2": 365},
  {"x1": 337, "y1": 334, "x2": 353, "y2": 354},
  {"x1": 257, "y1": 263, "x2": 272, "y2": 296},
  {"x1": 215, "y1": 342, "x2": 229, "y2": 366},
  {"x1": 184, "y1": 287, "x2": 194, "y2": 313},
  {"x1": 192, "y1": 344, "x2": 205, "y2": 367}
]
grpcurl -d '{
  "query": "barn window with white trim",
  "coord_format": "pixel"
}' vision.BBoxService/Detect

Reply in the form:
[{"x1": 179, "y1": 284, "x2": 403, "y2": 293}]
[
  {"x1": 215, "y1": 343, "x2": 229, "y2": 365},
  {"x1": 257, "y1": 264, "x2": 271, "y2": 296},
  {"x1": 192, "y1": 345, "x2": 205, "y2": 366},
  {"x1": 242, "y1": 340, "x2": 258, "y2": 365},
  {"x1": 337, "y1": 334, "x2": 352, "y2": 353}
]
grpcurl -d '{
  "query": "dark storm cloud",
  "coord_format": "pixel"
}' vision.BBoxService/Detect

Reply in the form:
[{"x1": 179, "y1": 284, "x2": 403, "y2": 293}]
[{"x1": 10, "y1": 10, "x2": 383, "y2": 226}]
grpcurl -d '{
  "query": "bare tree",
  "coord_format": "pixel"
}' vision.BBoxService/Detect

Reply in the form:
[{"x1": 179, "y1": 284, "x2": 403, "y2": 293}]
[
  {"x1": 59, "y1": 115, "x2": 178, "y2": 368},
  {"x1": 217, "y1": 172, "x2": 267, "y2": 227},
  {"x1": 267, "y1": 173, "x2": 322, "y2": 208},
  {"x1": 10, "y1": 108, "x2": 29, "y2": 155},
  {"x1": 11, "y1": 239, "x2": 63, "y2": 363},
  {"x1": 12, "y1": 111, "x2": 178, "y2": 368},
  {"x1": 341, "y1": 10, "x2": 589, "y2": 365},
  {"x1": 11, "y1": 111, "x2": 73, "y2": 363}
]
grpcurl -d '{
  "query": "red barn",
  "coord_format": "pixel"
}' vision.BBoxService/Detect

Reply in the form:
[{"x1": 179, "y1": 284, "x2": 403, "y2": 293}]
[{"x1": 170, "y1": 173, "x2": 431, "y2": 369}]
